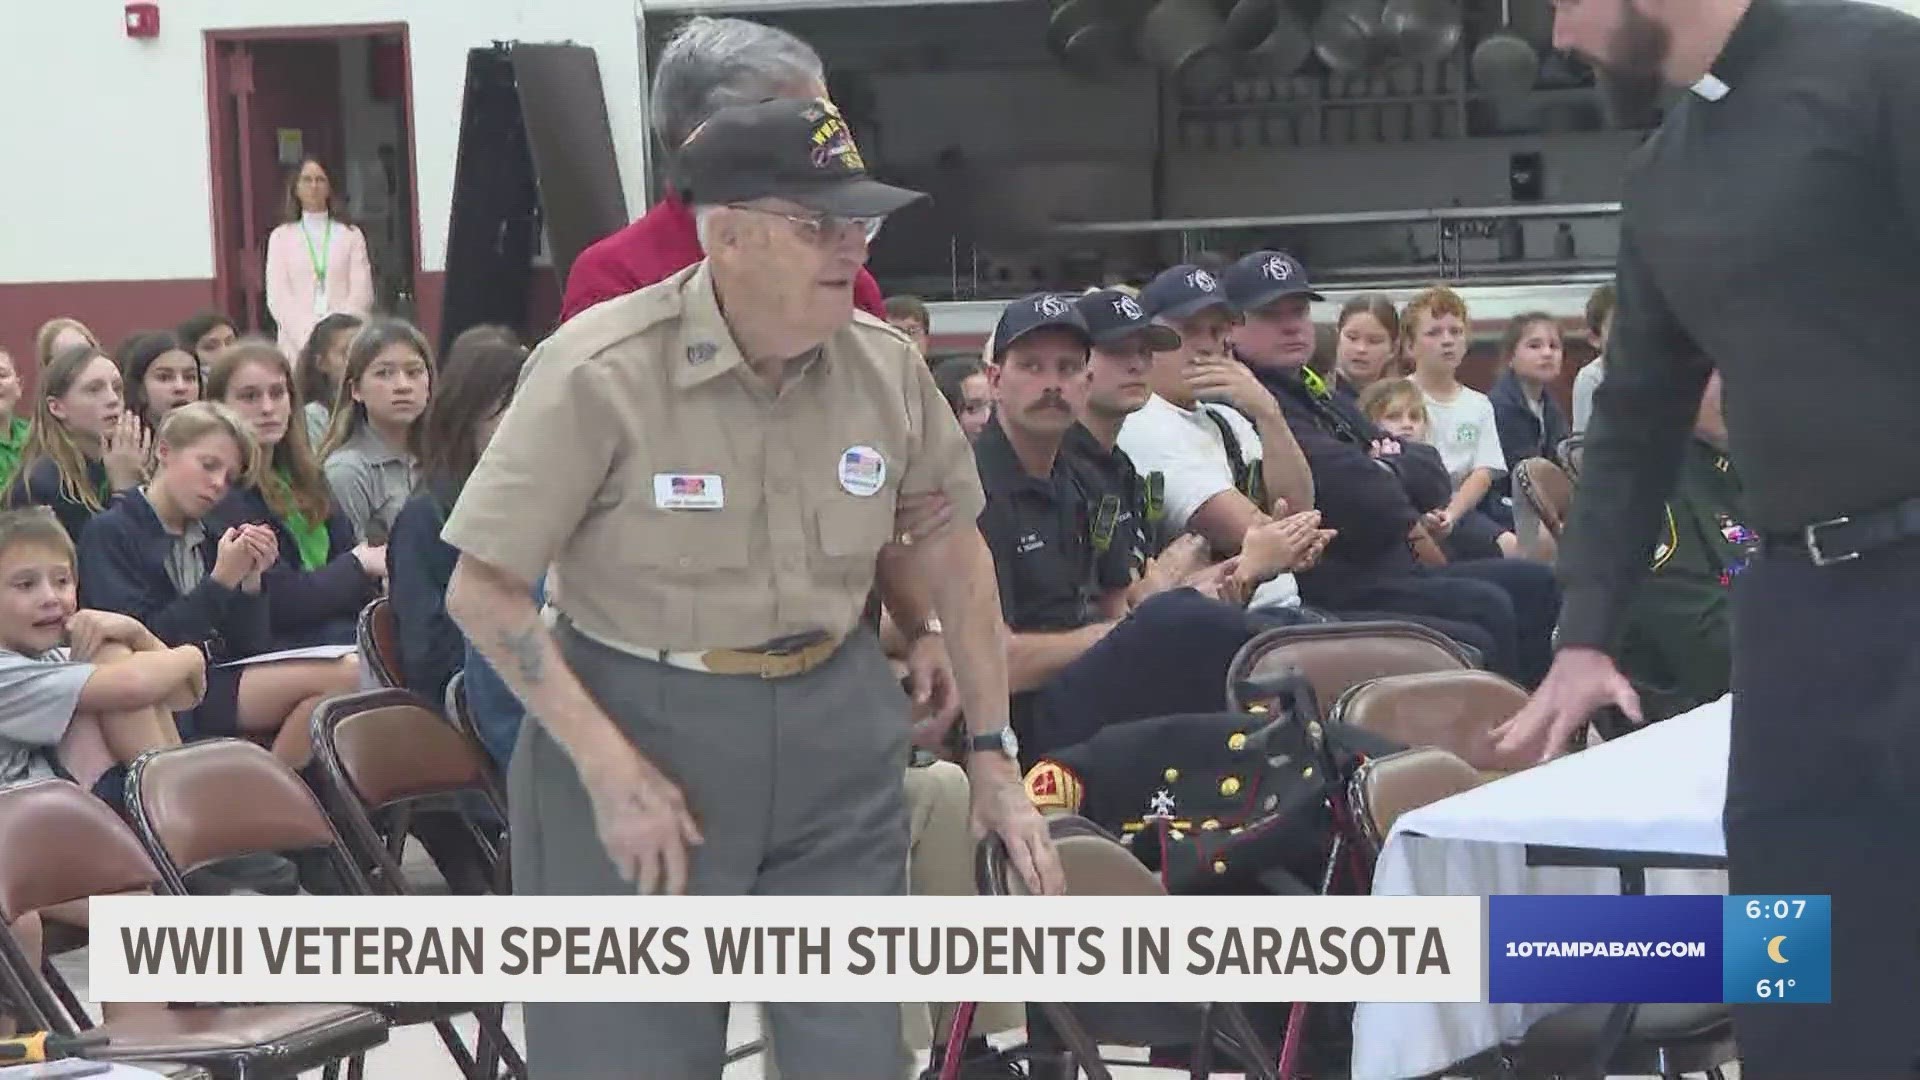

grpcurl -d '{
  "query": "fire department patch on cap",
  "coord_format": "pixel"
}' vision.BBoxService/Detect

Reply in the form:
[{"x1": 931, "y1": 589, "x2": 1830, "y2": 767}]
[{"x1": 1024, "y1": 761, "x2": 1084, "y2": 813}]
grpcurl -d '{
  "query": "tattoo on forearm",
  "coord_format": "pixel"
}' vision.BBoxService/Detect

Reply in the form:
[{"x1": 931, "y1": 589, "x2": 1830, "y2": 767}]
[{"x1": 498, "y1": 623, "x2": 546, "y2": 685}]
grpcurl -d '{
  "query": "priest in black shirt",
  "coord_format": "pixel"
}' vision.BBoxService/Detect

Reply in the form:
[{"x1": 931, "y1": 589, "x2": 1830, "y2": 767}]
[{"x1": 1496, "y1": 0, "x2": 1920, "y2": 1073}]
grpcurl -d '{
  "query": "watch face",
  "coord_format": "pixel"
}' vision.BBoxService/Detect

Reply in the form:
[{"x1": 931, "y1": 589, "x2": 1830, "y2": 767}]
[{"x1": 1001, "y1": 728, "x2": 1020, "y2": 757}]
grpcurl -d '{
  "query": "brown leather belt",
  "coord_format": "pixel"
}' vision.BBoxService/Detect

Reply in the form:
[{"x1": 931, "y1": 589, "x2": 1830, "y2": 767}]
[{"x1": 672, "y1": 637, "x2": 841, "y2": 679}]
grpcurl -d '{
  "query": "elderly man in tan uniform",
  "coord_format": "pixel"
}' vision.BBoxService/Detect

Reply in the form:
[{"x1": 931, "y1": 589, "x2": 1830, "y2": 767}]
[{"x1": 444, "y1": 96, "x2": 1061, "y2": 1080}]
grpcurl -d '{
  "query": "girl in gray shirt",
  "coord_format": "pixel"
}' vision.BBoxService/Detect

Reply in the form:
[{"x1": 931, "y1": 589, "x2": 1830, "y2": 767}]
[{"x1": 316, "y1": 318, "x2": 433, "y2": 543}]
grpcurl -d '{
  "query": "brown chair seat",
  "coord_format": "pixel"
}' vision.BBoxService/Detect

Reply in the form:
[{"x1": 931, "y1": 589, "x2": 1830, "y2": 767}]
[
  {"x1": 93, "y1": 1003, "x2": 389, "y2": 1073},
  {"x1": 357, "y1": 596, "x2": 404, "y2": 689},
  {"x1": 1514, "y1": 457, "x2": 1574, "y2": 539},
  {"x1": 1331, "y1": 669, "x2": 1532, "y2": 776},
  {"x1": 1225, "y1": 620, "x2": 1479, "y2": 716},
  {"x1": 975, "y1": 816, "x2": 1279, "y2": 1080},
  {"x1": 1346, "y1": 747, "x2": 1484, "y2": 856}
]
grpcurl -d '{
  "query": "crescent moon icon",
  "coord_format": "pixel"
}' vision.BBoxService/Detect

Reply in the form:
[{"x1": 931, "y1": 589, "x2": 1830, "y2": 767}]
[{"x1": 1766, "y1": 935, "x2": 1789, "y2": 964}]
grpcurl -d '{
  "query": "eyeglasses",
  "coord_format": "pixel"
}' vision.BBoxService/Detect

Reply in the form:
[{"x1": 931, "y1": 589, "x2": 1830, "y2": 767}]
[{"x1": 726, "y1": 204, "x2": 887, "y2": 244}]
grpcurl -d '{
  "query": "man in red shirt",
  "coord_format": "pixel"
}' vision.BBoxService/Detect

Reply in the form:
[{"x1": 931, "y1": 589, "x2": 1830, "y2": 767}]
[
  {"x1": 563, "y1": 188, "x2": 886, "y2": 323},
  {"x1": 559, "y1": 18, "x2": 885, "y2": 324}
]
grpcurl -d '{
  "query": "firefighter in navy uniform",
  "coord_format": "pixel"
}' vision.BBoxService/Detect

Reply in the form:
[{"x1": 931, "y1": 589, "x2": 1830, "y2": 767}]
[{"x1": 1617, "y1": 372, "x2": 1751, "y2": 722}]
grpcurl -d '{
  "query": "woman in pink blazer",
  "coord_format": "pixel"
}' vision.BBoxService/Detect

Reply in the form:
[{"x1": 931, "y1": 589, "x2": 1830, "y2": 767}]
[{"x1": 265, "y1": 158, "x2": 375, "y2": 359}]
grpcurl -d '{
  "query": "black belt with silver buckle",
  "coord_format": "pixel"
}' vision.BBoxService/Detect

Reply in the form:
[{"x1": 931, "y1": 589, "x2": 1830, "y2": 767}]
[{"x1": 1763, "y1": 496, "x2": 1920, "y2": 566}]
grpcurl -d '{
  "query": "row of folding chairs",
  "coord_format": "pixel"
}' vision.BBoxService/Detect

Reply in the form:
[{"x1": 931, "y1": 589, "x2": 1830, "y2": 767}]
[
  {"x1": 935, "y1": 619, "x2": 1734, "y2": 1080},
  {"x1": 0, "y1": 686, "x2": 526, "y2": 1079}
]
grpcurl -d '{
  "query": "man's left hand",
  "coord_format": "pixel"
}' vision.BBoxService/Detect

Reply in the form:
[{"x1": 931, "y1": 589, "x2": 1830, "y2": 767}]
[
  {"x1": 904, "y1": 632, "x2": 961, "y2": 730},
  {"x1": 890, "y1": 492, "x2": 953, "y2": 548},
  {"x1": 967, "y1": 756, "x2": 1064, "y2": 895}
]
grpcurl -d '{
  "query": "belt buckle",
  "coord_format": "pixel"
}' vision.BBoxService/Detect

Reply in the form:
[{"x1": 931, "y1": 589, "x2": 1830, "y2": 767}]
[{"x1": 1805, "y1": 516, "x2": 1860, "y2": 566}]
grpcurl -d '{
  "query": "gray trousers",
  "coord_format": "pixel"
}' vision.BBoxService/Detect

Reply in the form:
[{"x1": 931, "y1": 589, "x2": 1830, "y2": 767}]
[{"x1": 511, "y1": 621, "x2": 912, "y2": 1080}]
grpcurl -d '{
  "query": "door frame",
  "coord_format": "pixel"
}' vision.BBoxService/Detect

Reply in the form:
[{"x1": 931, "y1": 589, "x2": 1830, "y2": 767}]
[{"x1": 204, "y1": 22, "x2": 423, "y2": 333}]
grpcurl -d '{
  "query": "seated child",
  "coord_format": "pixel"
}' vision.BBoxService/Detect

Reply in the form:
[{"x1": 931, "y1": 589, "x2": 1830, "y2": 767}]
[
  {"x1": 1397, "y1": 287, "x2": 1521, "y2": 559},
  {"x1": 0, "y1": 506, "x2": 198, "y2": 809},
  {"x1": 77, "y1": 403, "x2": 360, "y2": 771},
  {"x1": 1360, "y1": 377, "x2": 1517, "y2": 560}
]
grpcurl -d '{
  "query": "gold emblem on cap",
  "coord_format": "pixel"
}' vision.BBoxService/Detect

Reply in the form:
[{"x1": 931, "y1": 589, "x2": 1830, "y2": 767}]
[{"x1": 1219, "y1": 777, "x2": 1242, "y2": 797}]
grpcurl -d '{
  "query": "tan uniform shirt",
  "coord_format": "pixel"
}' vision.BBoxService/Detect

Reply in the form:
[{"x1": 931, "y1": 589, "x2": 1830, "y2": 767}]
[{"x1": 442, "y1": 261, "x2": 985, "y2": 653}]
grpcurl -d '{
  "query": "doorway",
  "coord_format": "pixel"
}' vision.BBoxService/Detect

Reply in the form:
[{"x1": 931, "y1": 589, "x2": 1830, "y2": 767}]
[{"x1": 206, "y1": 25, "x2": 423, "y2": 339}]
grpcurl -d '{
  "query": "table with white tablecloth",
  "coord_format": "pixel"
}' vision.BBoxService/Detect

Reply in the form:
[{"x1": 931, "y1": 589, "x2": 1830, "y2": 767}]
[{"x1": 1349, "y1": 695, "x2": 1735, "y2": 1080}]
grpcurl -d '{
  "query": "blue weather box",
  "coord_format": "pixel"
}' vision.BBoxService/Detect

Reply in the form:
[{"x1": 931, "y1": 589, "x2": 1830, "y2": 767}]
[
  {"x1": 1489, "y1": 895, "x2": 1724, "y2": 1003},
  {"x1": 1722, "y1": 895, "x2": 1830, "y2": 1004}
]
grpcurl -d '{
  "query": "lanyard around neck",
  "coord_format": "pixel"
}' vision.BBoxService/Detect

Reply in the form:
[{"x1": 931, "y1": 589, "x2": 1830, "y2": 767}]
[{"x1": 300, "y1": 217, "x2": 333, "y2": 285}]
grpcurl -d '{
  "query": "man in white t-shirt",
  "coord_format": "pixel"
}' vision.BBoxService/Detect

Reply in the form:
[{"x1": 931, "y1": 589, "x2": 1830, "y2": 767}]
[{"x1": 1116, "y1": 264, "x2": 1324, "y2": 612}]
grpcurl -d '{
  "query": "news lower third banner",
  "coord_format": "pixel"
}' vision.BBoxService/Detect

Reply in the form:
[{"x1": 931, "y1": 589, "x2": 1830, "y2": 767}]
[
  {"x1": 88, "y1": 894, "x2": 1828, "y2": 1005},
  {"x1": 91, "y1": 896, "x2": 1481, "y2": 1004}
]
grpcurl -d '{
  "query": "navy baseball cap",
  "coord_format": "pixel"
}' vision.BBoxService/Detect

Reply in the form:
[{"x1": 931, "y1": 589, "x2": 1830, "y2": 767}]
[
  {"x1": 674, "y1": 97, "x2": 925, "y2": 218},
  {"x1": 1225, "y1": 250, "x2": 1325, "y2": 310},
  {"x1": 1076, "y1": 289, "x2": 1181, "y2": 352},
  {"x1": 990, "y1": 292, "x2": 1092, "y2": 357},
  {"x1": 1141, "y1": 264, "x2": 1235, "y2": 321}
]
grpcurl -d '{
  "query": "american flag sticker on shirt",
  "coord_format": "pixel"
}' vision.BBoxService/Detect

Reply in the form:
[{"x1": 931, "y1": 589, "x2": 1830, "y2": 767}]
[
  {"x1": 838, "y1": 446, "x2": 887, "y2": 497},
  {"x1": 654, "y1": 473, "x2": 725, "y2": 510}
]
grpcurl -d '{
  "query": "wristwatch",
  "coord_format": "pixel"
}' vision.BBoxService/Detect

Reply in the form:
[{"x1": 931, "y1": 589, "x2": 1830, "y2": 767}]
[{"x1": 967, "y1": 727, "x2": 1019, "y2": 760}]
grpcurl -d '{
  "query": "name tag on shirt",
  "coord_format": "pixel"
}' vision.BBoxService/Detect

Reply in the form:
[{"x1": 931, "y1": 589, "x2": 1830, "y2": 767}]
[{"x1": 654, "y1": 473, "x2": 724, "y2": 510}]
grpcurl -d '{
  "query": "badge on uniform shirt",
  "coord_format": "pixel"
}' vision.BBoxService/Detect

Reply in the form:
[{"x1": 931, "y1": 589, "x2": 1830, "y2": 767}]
[
  {"x1": 838, "y1": 445, "x2": 886, "y2": 497},
  {"x1": 654, "y1": 473, "x2": 725, "y2": 510}
]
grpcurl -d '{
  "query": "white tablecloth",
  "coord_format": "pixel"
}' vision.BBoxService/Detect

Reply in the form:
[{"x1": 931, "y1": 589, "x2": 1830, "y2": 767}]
[{"x1": 1349, "y1": 695, "x2": 1734, "y2": 1080}]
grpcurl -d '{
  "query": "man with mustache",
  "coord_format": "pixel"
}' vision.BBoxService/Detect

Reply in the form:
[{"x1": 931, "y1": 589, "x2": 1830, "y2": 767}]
[
  {"x1": 1493, "y1": 0, "x2": 1920, "y2": 1074},
  {"x1": 975, "y1": 293, "x2": 1317, "y2": 761}
]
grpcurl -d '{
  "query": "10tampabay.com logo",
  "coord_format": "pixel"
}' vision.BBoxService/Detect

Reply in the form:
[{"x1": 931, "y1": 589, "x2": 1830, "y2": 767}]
[{"x1": 1488, "y1": 895, "x2": 1830, "y2": 1004}]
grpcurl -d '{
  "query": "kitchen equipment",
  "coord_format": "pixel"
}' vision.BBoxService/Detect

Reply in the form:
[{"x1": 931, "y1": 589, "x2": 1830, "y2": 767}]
[
  {"x1": 1142, "y1": 0, "x2": 1238, "y2": 96},
  {"x1": 1380, "y1": 0, "x2": 1460, "y2": 65},
  {"x1": 1471, "y1": 0, "x2": 1539, "y2": 93},
  {"x1": 1313, "y1": 0, "x2": 1390, "y2": 73}
]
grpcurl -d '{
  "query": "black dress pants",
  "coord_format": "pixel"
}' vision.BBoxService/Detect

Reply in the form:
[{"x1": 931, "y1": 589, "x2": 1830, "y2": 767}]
[{"x1": 1727, "y1": 542, "x2": 1920, "y2": 1078}]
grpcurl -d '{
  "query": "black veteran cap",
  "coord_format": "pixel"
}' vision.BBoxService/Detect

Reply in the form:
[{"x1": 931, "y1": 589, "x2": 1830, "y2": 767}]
[
  {"x1": 1141, "y1": 264, "x2": 1235, "y2": 321},
  {"x1": 1077, "y1": 289, "x2": 1181, "y2": 352},
  {"x1": 674, "y1": 97, "x2": 926, "y2": 218},
  {"x1": 990, "y1": 292, "x2": 1093, "y2": 358},
  {"x1": 1224, "y1": 249, "x2": 1325, "y2": 310}
]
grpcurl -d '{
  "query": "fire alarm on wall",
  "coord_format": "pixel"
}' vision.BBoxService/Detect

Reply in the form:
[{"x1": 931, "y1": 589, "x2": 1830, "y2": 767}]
[{"x1": 125, "y1": 3, "x2": 160, "y2": 38}]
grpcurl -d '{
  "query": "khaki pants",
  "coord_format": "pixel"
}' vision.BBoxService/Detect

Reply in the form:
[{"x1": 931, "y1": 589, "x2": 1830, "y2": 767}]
[{"x1": 765, "y1": 761, "x2": 1024, "y2": 1078}]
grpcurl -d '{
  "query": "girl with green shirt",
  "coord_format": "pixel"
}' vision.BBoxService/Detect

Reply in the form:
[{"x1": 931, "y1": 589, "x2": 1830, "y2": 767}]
[
  {"x1": 204, "y1": 340, "x2": 384, "y2": 649},
  {"x1": 0, "y1": 350, "x2": 32, "y2": 488}
]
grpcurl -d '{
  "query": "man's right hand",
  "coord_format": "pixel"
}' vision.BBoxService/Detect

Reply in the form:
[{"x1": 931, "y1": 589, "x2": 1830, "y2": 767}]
[
  {"x1": 582, "y1": 750, "x2": 705, "y2": 895},
  {"x1": 1492, "y1": 647, "x2": 1643, "y2": 766}
]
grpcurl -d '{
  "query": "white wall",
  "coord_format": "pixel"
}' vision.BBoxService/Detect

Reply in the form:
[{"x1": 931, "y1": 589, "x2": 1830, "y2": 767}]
[{"x1": 0, "y1": 0, "x2": 648, "y2": 284}]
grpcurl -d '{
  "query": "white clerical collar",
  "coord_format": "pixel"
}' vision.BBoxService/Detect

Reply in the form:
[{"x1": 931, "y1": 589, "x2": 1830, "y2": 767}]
[{"x1": 1691, "y1": 73, "x2": 1731, "y2": 101}]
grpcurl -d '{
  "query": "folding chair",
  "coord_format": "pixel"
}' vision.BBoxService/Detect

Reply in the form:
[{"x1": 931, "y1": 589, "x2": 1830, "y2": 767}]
[
  {"x1": 1330, "y1": 669, "x2": 1532, "y2": 776},
  {"x1": 125, "y1": 739, "x2": 500, "y2": 1080},
  {"x1": 308, "y1": 689, "x2": 522, "y2": 1077},
  {"x1": 941, "y1": 815, "x2": 1279, "y2": 1080},
  {"x1": 1514, "y1": 458, "x2": 1574, "y2": 541},
  {"x1": 356, "y1": 597, "x2": 405, "y2": 689},
  {"x1": 443, "y1": 671, "x2": 503, "y2": 792},
  {"x1": 1555, "y1": 434, "x2": 1584, "y2": 482},
  {"x1": 1224, "y1": 620, "x2": 1478, "y2": 717},
  {"x1": 0, "y1": 778, "x2": 387, "y2": 1078}
]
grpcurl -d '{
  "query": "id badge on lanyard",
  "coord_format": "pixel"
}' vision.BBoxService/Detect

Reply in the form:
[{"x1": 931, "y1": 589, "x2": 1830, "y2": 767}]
[{"x1": 304, "y1": 218, "x2": 333, "y2": 316}]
